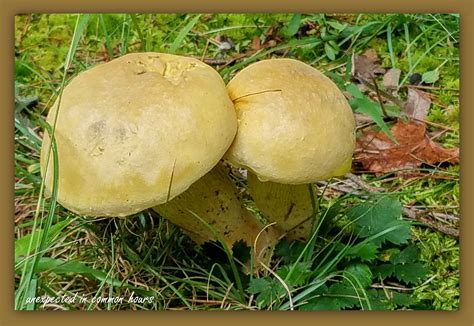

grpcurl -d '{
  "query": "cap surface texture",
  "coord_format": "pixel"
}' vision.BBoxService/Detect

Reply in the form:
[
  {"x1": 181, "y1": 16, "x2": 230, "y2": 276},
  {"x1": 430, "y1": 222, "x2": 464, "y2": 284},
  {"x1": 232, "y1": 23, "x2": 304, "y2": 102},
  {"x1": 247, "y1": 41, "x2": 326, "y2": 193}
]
[
  {"x1": 41, "y1": 52, "x2": 237, "y2": 216},
  {"x1": 225, "y1": 58, "x2": 355, "y2": 184}
]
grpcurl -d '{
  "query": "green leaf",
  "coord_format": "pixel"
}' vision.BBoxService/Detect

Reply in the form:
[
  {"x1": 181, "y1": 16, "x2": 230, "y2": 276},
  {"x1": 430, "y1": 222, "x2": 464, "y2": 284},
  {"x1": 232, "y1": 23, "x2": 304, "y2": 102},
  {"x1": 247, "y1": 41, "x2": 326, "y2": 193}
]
[
  {"x1": 324, "y1": 42, "x2": 336, "y2": 61},
  {"x1": 15, "y1": 220, "x2": 71, "y2": 260},
  {"x1": 372, "y1": 262, "x2": 428, "y2": 285},
  {"x1": 390, "y1": 245, "x2": 420, "y2": 265},
  {"x1": 349, "y1": 97, "x2": 397, "y2": 143},
  {"x1": 18, "y1": 257, "x2": 124, "y2": 288},
  {"x1": 422, "y1": 69, "x2": 439, "y2": 84},
  {"x1": 327, "y1": 283, "x2": 362, "y2": 309},
  {"x1": 393, "y1": 263, "x2": 428, "y2": 284},
  {"x1": 344, "y1": 264, "x2": 373, "y2": 288},
  {"x1": 274, "y1": 240, "x2": 306, "y2": 265},
  {"x1": 170, "y1": 14, "x2": 202, "y2": 54},
  {"x1": 346, "y1": 83, "x2": 364, "y2": 99},
  {"x1": 248, "y1": 277, "x2": 285, "y2": 308},
  {"x1": 328, "y1": 40, "x2": 340, "y2": 53},
  {"x1": 301, "y1": 296, "x2": 341, "y2": 311},
  {"x1": 327, "y1": 20, "x2": 347, "y2": 32},
  {"x1": 366, "y1": 289, "x2": 391, "y2": 310},
  {"x1": 282, "y1": 13, "x2": 302, "y2": 37},
  {"x1": 391, "y1": 292, "x2": 415, "y2": 306},
  {"x1": 300, "y1": 283, "x2": 360, "y2": 311},
  {"x1": 372, "y1": 263, "x2": 395, "y2": 279},
  {"x1": 346, "y1": 242, "x2": 378, "y2": 262},
  {"x1": 247, "y1": 277, "x2": 270, "y2": 295},
  {"x1": 347, "y1": 196, "x2": 411, "y2": 246},
  {"x1": 277, "y1": 262, "x2": 312, "y2": 287}
]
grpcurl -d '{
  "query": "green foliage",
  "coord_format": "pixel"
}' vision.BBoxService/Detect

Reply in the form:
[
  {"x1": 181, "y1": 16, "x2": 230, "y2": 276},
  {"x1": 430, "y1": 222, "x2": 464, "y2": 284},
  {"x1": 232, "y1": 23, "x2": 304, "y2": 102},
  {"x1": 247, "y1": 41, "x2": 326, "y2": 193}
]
[{"x1": 347, "y1": 196, "x2": 411, "y2": 245}]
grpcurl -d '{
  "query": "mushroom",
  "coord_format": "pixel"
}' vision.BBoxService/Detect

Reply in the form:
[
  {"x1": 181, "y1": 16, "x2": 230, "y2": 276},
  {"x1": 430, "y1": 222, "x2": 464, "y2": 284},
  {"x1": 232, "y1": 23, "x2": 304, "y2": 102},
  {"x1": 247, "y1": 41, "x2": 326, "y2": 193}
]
[
  {"x1": 40, "y1": 52, "x2": 276, "y2": 261},
  {"x1": 41, "y1": 52, "x2": 236, "y2": 216},
  {"x1": 224, "y1": 58, "x2": 356, "y2": 241},
  {"x1": 153, "y1": 161, "x2": 277, "y2": 265}
]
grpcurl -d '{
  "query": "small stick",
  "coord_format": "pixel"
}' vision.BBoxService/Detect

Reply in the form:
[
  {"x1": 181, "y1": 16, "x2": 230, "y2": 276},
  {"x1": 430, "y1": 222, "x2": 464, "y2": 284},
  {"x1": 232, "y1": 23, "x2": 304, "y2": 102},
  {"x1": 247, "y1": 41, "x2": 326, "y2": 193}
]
[{"x1": 372, "y1": 76, "x2": 390, "y2": 119}]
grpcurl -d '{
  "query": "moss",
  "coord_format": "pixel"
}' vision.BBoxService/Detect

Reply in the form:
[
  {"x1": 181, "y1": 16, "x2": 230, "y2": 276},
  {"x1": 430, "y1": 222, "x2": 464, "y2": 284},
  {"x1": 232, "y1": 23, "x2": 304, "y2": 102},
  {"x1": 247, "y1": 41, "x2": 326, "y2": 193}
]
[{"x1": 412, "y1": 227, "x2": 459, "y2": 310}]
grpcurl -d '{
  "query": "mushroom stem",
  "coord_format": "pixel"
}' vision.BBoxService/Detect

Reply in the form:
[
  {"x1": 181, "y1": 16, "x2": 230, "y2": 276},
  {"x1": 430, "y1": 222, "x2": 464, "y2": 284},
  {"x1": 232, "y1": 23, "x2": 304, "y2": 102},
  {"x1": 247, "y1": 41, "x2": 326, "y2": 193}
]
[
  {"x1": 153, "y1": 163, "x2": 278, "y2": 266},
  {"x1": 247, "y1": 172, "x2": 318, "y2": 242}
]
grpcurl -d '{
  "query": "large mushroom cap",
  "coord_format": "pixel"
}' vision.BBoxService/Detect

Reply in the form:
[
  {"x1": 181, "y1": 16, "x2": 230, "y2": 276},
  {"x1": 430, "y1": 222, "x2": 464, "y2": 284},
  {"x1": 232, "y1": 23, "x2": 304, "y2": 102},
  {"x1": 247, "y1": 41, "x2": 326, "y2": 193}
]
[
  {"x1": 225, "y1": 58, "x2": 355, "y2": 184},
  {"x1": 41, "y1": 52, "x2": 237, "y2": 217}
]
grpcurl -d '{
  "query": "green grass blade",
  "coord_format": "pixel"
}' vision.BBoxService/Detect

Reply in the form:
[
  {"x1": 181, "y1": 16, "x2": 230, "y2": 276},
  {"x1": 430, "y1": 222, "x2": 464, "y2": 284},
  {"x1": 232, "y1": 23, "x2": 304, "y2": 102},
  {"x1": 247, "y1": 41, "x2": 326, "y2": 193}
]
[
  {"x1": 129, "y1": 14, "x2": 146, "y2": 52},
  {"x1": 15, "y1": 14, "x2": 90, "y2": 310},
  {"x1": 99, "y1": 14, "x2": 114, "y2": 59},
  {"x1": 169, "y1": 14, "x2": 202, "y2": 54}
]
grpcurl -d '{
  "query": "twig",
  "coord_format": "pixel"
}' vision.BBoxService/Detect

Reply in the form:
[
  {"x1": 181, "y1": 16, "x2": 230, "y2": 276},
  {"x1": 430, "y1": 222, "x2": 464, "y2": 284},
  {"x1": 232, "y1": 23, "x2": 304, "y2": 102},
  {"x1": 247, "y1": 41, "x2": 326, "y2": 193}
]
[
  {"x1": 401, "y1": 207, "x2": 459, "y2": 237},
  {"x1": 372, "y1": 77, "x2": 389, "y2": 119},
  {"x1": 357, "y1": 77, "x2": 405, "y2": 108},
  {"x1": 404, "y1": 84, "x2": 459, "y2": 92}
]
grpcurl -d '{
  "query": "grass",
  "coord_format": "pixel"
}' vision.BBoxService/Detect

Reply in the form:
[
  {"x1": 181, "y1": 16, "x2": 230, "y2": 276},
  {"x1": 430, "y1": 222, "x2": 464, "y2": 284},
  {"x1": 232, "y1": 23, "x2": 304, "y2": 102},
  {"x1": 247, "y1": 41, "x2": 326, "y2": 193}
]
[{"x1": 14, "y1": 13, "x2": 459, "y2": 311}]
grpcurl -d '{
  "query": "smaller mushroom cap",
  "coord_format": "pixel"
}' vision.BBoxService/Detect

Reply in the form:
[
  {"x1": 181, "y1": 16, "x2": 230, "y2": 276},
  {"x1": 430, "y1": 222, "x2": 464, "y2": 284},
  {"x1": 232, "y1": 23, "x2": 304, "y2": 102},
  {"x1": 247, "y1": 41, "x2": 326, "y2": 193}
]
[
  {"x1": 41, "y1": 52, "x2": 237, "y2": 217},
  {"x1": 225, "y1": 58, "x2": 355, "y2": 184}
]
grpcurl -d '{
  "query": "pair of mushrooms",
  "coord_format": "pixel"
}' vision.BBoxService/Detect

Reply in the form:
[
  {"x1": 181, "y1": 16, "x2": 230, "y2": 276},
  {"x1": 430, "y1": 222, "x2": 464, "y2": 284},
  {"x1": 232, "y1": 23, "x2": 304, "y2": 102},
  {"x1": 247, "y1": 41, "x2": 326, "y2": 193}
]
[{"x1": 40, "y1": 52, "x2": 355, "y2": 266}]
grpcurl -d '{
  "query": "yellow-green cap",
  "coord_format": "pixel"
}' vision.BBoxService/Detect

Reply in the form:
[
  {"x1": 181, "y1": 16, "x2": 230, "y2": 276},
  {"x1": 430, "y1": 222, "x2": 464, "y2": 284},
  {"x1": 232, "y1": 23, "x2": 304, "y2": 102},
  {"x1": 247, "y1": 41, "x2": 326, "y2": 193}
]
[
  {"x1": 41, "y1": 52, "x2": 237, "y2": 216},
  {"x1": 225, "y1": 58, "x2": 355, "y2": 184}
]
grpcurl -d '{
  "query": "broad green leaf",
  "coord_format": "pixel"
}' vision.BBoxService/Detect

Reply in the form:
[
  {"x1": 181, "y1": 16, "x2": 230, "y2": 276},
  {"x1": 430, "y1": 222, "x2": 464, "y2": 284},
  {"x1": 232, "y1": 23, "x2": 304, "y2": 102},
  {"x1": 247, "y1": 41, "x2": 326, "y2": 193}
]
[
  {"x1": 344, "y1": 264, "x2": 373, "y2": 288},
  {"x1": 346, "y1": 242, "x2": 378, "y2": 262},
  {"x1": 300, "y1": 282, "x2": 364, "y2": 311},
  {"x1": 346, "y1": 83, "x2": 364, "y2": 99},
  {"x1": 282, "y1": 13, "x2": 302, "y2": 37},
  {"x1": 422, "y1": 69, "x2": 439, "y2": 84},
  {"x1": 324, "y1": 42, "x2": 336, "y2": 61},
  {"x1": 15, "y1": 220, "x2": 71, "y2": 260},
  {"x1": 274, "y1": 240, "x2": 306, "y2": 265},
  {"x1": 393, "y1": 263, "x2": 428, "y2": 284},
  {"x1": 277, "y1": 262, "x2": 312, "y2": 287},
  {"x1": 391, "y1": 292, "x2": 415, "y2": 306},
  {"x1": 347, "y1": 196, "x2": 411, "y2": 246},
  {"x1": 327, "y1": 20, "x2": 347, "y2": 32},
  {"x1": 372, "y1": 262, "x2": 428, "y2": 285},
  {"x1": 328, "y1": 40, "x2": 340, "y2": 53},
  {"x1": 248, "y1": 277, "x2": 285, "y2": 308},
  {"x1": 327, "y1": 283, "x2": 362, "y2": 309},
  {"x1": 390, "y1": 245, "x2": 420, "y2": 265},
  {"x1": 372, "y1": 263, "x2": 395, "y2": 279},
  {"x1": 247, "y1": 277, "x2": 270, "y2": 295},
  {"x1": 301, "y1": 297, "x2": 341, "y2": 311},
  {"x1": 17, "y1": 257, "x2": 124, "y2": 288},
  {"x1": 367, "y1": 289, "x2": 391, "y2": 310}
]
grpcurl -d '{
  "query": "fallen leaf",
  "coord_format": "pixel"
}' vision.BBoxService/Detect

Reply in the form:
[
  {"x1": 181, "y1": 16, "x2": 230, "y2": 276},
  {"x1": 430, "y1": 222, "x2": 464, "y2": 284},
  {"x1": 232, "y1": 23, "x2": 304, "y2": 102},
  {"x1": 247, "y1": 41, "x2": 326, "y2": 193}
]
[
  {"x1": 356, "y1": 120, "x2": 459, "y2": 175},
  {"x1": 352, "y1": 49, "x2": 385, "y2": 82},
  {"x1": 250, "y1": 36, "x2": 262, "y2": 51},
  {"x1": 404, "y1": 88, "x2": 431, "y2": 121},
  {"x1": 383, "y1": 68, "x2": 401, "y2": 90}
]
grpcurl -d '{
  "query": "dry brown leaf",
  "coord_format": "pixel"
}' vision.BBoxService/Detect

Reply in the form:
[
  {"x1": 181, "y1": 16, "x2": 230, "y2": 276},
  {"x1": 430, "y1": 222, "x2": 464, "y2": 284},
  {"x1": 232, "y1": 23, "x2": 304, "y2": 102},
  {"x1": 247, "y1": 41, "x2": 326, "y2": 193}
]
[
  {"x1": 250, "y1": 36, "x2": 262, "y2": 51},
  {"x1": 356, "y1": 120, "x2": 459, "y2": 175},
  {"x1": 404, "y1": 88, "x2": 431, "y2": 120},
  {"x1": 352, "y1": 49, "x2": 386, "y2": 81},
  {"x1": 383, "y1": 68, "x2": 401, "y2": 90}
]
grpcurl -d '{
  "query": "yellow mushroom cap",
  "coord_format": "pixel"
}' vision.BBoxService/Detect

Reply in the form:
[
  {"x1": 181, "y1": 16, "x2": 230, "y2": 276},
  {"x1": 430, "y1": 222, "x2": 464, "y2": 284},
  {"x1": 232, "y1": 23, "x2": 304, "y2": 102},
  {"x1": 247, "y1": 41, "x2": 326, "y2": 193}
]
[
  {"x1": 40, "y1": 52, "x2": 237, "y2": 217},
  {"x1": 225, "y1": 58, "x2": 355, "y2": 184}
]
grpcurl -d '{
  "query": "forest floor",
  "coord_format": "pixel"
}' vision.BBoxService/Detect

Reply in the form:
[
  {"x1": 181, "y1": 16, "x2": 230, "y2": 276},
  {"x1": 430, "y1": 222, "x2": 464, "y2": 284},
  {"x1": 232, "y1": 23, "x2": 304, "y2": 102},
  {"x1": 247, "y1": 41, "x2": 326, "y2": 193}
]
[{"x1": 14, "y1": 13, "x2": 459, "y2": 310}]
